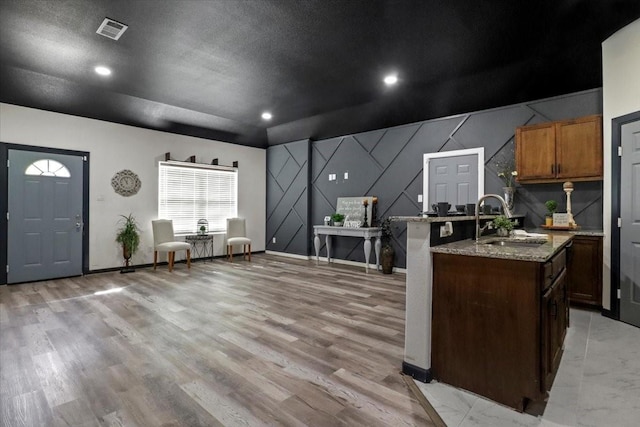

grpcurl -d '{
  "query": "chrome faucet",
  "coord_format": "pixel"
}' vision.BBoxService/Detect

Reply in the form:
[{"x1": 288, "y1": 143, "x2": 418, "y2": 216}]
[{"x1": 475, "y1": 194, "x2": 514, "y2": 241}]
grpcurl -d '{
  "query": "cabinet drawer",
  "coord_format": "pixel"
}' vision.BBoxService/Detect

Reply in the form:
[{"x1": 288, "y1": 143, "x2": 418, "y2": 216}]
[{"x1": 544, "y1": 249, "x2": 566, "y2": 290}]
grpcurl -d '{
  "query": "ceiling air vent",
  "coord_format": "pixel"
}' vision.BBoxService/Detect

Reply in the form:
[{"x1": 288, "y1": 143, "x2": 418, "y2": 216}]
[{"x1": 96, "y1": 18, "x2": 128, "y2": 40}]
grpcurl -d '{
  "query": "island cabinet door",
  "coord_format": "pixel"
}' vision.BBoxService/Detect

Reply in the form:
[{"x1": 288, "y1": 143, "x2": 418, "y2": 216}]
[
  {"x1": 541, "y1": 269, "x2": 567, "y2": 391},
  {"x1": 431, "y1": 253, "x2": 543, "y2": 411}
]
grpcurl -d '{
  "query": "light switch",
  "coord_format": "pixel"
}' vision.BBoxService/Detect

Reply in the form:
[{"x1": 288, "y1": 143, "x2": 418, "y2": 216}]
[
  {"x1": 418, "y1": 194, "x2": 423, "y2": 203},
  {"x1": 344, "y1": 172, "x2": 349, "y2": 179},
  {"x1": 272, "y1": 237, "x2": 276, "y2": 243}
]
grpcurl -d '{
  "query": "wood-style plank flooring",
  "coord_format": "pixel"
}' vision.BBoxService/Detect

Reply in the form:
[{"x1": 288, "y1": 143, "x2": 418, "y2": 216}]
[{"x1": 0, "y1": 255, "x2": 433, "y2": 426}]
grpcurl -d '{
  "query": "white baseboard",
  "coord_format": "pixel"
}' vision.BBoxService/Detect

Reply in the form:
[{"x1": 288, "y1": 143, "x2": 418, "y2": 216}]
[{"x1": 265, "y1": 251, "x2": 311, "y2": 260}]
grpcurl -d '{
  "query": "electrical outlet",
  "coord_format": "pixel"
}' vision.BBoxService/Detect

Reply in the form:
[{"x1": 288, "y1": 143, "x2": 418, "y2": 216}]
[
  {"x1": 344, "y1": 172, "x2": 349, "y2": 179},
  {"x1": 272, "y1": 237, "x2": 276, "y2": 243},
  {"x1": 418, "y1": 194, "x2": 423, "y2": 203}
]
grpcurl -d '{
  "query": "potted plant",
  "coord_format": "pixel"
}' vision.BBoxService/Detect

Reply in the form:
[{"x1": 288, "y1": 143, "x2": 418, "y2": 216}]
[
  {"x1": 199, "y1": 225, "x2": 207, "y2": 235},
  {"x1": 115, "y1": 213, "x2": 140, "y2": 273},
  {"x1": 331, "y1": 213, "x2": 345, "y2": 227},
  {"x1": 492, "y1": 215, "x2": 514, "y2": 237},
  {"x1": 380, "y1": 218, "x2": 395, "y2": 274},
  {"x1": 544, "y1": 200, "x2": 558, "y2": 226}
]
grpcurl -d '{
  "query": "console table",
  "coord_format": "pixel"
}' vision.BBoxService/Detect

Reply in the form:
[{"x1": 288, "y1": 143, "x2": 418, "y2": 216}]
[
  {"x1": 184, "y1": 234, "x2": 214, "y2": 261},
  {"x1": 313, "y1": 225, "x2": 382, "y2": 273}
]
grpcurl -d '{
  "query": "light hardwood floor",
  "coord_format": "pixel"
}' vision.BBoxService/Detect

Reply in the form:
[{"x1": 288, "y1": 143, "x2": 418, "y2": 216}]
[{"x1": 0, "y1": 255, "x2": 433, "y2": 426}]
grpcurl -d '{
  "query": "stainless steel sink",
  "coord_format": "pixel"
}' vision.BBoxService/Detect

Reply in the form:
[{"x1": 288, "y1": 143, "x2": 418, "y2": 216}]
[{"x1": 482, "y1": 239, "x2": 547, "y2": 248}]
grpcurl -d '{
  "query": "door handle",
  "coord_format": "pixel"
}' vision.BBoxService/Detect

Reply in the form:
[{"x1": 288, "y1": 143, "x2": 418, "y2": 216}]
[{"x1": 75, "y1": 214, "x2": 83, "y2": 230}]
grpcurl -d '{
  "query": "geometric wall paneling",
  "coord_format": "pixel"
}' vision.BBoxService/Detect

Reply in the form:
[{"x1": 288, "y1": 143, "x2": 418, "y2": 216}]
[
  {"x1": 370, "y1": 124, "x2": 421, "y2": 168},
  {"x1": 527, "y1": 89, "x2": 603, "y2": 123},
  {"x1": 411, "y1": 117, "x2": 464, "y2": 153},
  {"x1": 266, "y1": 88, "x2": 604, "y2": 268},
  {"x1": 353, "y1": 128, "x2": 386, "y2": 153},
  {"x1": 453, "y1": 106, "x2": 533, "y2": 159},
  {"x1": 266, "y1": 139, "x2": 310, "y2": 255}
]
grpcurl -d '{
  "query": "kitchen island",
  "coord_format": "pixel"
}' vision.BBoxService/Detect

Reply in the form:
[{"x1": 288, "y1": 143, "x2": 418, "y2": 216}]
[
  {"x1": 391, "y1": 214, "x2": 526, "y2": 383},
  {"x1": 430, "y1": 234, "x2": 573, "y2": 411}
]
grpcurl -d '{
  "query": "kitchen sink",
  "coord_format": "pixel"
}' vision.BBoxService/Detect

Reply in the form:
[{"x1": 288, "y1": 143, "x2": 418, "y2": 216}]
[{"x1": 482, "y1": 239, "x2": 547, "y2": 248}]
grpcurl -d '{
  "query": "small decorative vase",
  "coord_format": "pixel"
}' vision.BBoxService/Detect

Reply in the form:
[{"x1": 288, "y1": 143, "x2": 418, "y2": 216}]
[
  {"x1": 333, "y1": 221, "x2": 343, "y2": 227},
  {"x1": 545, "y1": 216, "x2": 553, "y2": 227},
  {"x1": 496, "y1": 228, "x2": 510, "y2": 237},
  {"x1": 503, "y1": 186, "x2": 515, "y2": 211}
]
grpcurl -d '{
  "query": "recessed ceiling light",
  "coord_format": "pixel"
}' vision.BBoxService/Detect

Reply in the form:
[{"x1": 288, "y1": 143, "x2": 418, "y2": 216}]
[
  {"x1": 383, "y1": 74, "x2": 398, "y2": 86},
  {"x1": 95, "y1": 66, "x2": 112, "y2": 76},
  {"x1": 261, "y1": 112, "x2": 272, "y2": 120}
]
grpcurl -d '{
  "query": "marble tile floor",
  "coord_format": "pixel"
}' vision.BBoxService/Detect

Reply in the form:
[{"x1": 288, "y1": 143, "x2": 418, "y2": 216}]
[{"x1": 415, "y1": 308, "x2": 640, "y2": 427}]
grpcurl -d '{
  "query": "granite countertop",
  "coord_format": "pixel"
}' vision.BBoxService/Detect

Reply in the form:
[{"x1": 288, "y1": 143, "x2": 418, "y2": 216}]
[
  {"x1": 430, "y1": 233, "x2": 573, "y2": 262},
  {"x1": 390, "y1": 214, "x2": 526, "y2": 223},
  {"x1": 529, "y1": 227, "x2": 605, "y2": 237}
]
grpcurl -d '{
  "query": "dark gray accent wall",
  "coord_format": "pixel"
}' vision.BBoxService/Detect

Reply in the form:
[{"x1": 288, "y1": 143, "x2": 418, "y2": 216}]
[
  {"x1": 266, "y1": 89, "x2": 603, "y2": 268},
  {"x1": 266, "y1": 139, "x2": 311, "y2": 255}
]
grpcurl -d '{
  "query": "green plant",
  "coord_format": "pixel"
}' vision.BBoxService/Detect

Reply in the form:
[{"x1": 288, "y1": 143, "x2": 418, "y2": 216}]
[
  {"x1": 492, "y1": 215, "x2": 514, "y2": 231},
  {"x1": 544, "y1": 200, "x2": 558, "y2": 217},
  {"x1": 115, "y1": 213, "x2": 140, "y2": 257},
  {"x1": 331, "y1": 213, "x2": 345, "y2": 222},
  {"x1": 199, "y1": 225, "x2": 206, "y2": 233}
]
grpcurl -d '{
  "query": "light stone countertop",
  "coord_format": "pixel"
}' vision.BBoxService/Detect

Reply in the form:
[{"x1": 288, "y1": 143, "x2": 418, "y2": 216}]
[
  {"x1": 390, "y1": 214, "x2": 525, "y2": 223},
  {"x1": 529, "y1": 228, "x2": 605, "y2": 237},
  {"x1": 430, "y1": 234, "x2": 573, "y2": 262}
]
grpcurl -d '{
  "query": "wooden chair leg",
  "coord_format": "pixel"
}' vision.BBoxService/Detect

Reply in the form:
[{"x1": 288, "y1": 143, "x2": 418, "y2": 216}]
[
  {"x1": 248, "y1": 244, "x2": 251, "y2": 261},
  {"x1": 169, "y1": 251, "x2": 174, "y2": 272},
  {"x1": 186, "y1": 249, "x2": 191, "y2": 269},
  {"x1": 228, "y1": 245, "x2": 233, "y2": 262},
  {"x1": 153, "y1": 251, "x2": 158, "y2": 270}
]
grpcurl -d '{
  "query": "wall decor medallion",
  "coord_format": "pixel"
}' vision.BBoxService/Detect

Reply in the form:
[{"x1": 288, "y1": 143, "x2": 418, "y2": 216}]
[{"x1": 111, "y1": 169, "x2": 141, "y2": 197}]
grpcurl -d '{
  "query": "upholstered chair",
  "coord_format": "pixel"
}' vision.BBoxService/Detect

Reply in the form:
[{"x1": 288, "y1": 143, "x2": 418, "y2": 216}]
[
  {"x1": 152, "y1": 219, "x2": 191, "y2": 271},
  {"x1": 226, "y1": 218, "x2": 251, "y2": 262}
]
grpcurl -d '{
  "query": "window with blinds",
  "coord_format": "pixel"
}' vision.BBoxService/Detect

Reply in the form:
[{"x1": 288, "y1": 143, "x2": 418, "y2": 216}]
[{"x1": 158, "y1": 161, "x2": 237, "y2": 234}]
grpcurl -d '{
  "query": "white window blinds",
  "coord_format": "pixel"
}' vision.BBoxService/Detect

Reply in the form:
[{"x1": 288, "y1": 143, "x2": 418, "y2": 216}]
[{"x1": 158, "y1": 161, "x2": 237, "y2": 234}]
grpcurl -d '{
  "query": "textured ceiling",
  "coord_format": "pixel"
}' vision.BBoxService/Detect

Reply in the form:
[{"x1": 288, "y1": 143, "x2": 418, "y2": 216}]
[{"x1": 1, "y1": 0, "x2": 639, "y2": 148}]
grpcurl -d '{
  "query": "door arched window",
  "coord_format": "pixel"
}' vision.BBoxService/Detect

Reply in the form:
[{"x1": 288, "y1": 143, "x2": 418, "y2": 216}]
[{"x1": 25, "y1": 159, "x2": 71, "y2": 177}]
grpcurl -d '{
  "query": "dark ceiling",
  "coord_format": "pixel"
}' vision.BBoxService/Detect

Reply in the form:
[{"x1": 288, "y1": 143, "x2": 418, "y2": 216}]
[{"x1": 1, "y1": 1, "x2": 639, "y2": 149}]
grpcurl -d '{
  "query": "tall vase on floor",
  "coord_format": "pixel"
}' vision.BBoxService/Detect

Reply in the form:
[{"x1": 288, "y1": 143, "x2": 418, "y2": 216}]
[{"x1": 503, "y1": 186, "x2": 515, "y2": 211}]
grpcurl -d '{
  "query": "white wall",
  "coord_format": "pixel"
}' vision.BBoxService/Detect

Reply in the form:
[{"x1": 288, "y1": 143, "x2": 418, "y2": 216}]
[
  {"x1": 1, "y1": 103, "x2": 266, "y2": 271},
  {"x1": 602, "y1": 18, "x2": 640, "y2": 310}
]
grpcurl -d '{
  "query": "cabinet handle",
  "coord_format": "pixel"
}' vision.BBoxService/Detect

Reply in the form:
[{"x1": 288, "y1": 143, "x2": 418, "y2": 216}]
[
  {"x1": 551, "y1": 164, "x2": 555, "y2": 174},
  {"x1": 557, "y1": 163, "x2": 561, "y2": 174},
  {"x1": 551, "y1": 301, "x2": 558, "y2": 318}
]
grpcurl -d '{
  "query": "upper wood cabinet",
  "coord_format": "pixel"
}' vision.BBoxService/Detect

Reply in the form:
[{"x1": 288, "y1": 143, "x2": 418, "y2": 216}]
[{"x1": 515, "y1": 115, "x2": 603, "y2": 183}]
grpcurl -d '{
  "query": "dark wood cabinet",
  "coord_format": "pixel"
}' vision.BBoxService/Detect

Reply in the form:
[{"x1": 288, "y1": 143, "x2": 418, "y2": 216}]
[
  {"x1": 567, "y1": 235, "x2": 603, "y2": 307},
  {"x1": 432, "y1": 249, "x2": 568, "y2": 411},
  {"x1": 541, "y1": 268, "x2": 568, "y2": 391},
  {"x1": 516, "y1": 115, "x2": 602, "y2": 183}
]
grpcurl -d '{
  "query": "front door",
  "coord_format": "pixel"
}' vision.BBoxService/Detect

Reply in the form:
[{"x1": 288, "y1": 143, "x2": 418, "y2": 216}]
[
  {"x1": 620, "y1": 118, "x2": 640, "y2": 327},
  {"x1": 7, "y1": 149, "x2": 84, "y2": 283}
]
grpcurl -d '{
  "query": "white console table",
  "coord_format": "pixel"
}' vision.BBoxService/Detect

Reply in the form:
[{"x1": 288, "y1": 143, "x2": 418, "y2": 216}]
[{"x1": 313, "y1": 225, "x2": 382, "y2": 273}]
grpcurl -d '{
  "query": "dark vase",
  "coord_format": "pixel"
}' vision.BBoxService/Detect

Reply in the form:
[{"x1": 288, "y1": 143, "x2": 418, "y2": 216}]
[
  {"x1": 121, "y1": 245, "x2": 135, "y2": 273},
  {"x1": 122, "y1": 245, "x2": 132, "y2": 264},
  {"x1": 381, "y1": 244, "x2": 394, "y2": 274}
]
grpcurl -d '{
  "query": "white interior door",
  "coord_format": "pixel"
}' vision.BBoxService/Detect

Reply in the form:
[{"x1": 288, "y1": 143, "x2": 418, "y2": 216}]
[
  {"x1": 620, "y1": 118, "x2": 640, "y2": 328},
  {"x1": 423, "y1": 148, "x2": 484, "y2": 212}
]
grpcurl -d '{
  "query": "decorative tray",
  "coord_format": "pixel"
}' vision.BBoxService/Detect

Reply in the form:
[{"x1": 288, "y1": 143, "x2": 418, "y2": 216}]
[{"x1": 540, "y1": 225, "x2": 581, "y2": 230}]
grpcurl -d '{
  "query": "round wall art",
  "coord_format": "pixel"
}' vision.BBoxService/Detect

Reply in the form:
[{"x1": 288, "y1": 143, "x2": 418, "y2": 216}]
[{"x1": 111, "y1": 169, "x2": 141, "y2": 197}]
